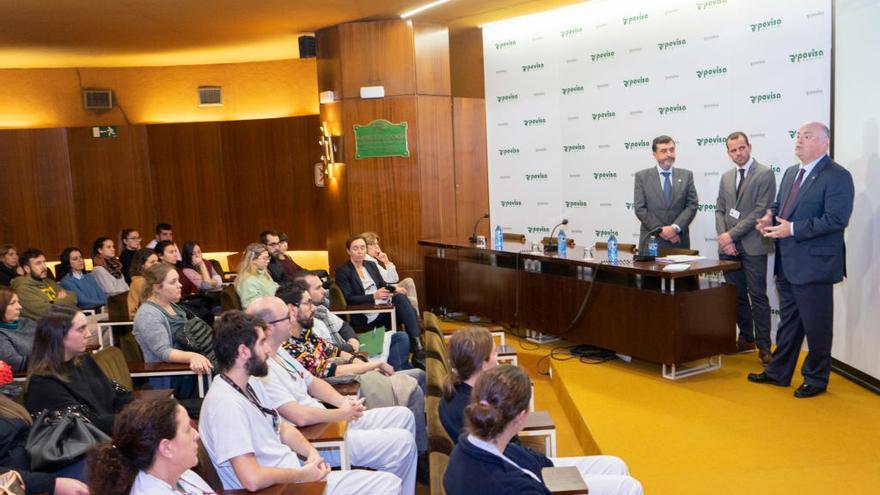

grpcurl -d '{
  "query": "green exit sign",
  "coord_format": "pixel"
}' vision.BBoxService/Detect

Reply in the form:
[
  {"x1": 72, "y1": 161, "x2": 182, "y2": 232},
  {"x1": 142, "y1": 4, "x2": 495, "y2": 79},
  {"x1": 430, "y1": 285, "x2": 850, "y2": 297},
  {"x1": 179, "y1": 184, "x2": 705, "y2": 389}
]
[{"x1": 91, "y1": 126, "x2": 118, "y2": 138}]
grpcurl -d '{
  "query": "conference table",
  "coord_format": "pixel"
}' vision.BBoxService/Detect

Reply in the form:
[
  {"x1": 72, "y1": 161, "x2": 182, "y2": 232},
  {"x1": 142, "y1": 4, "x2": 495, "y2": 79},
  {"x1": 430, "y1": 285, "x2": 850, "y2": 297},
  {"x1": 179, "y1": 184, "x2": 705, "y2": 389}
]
[{"x1": 419, "y1": 238, "x2": 741, "y2": 379}]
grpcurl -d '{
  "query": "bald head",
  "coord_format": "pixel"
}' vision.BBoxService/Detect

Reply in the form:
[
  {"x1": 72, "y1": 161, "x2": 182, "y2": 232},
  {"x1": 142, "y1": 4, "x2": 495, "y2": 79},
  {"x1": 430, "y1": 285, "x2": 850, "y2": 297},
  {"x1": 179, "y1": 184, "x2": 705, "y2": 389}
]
[
  {"x1": 246, "y1": 296, "x2": 290, "y2": 345},
  {"x1": 794, "y1": 121, "x2": 830, "y2": 164}
]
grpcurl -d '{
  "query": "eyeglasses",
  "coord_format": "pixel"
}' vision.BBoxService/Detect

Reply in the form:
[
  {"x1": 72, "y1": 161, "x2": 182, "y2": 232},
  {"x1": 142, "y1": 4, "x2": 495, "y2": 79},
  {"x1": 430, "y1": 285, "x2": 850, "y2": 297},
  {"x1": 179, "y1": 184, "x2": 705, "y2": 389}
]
[
  {"x1": 294, "y1": 300, "x2": 314, "y2": 307},
  {"x1": 266, "y1": 314, "x2": 291, "y2": 326}
]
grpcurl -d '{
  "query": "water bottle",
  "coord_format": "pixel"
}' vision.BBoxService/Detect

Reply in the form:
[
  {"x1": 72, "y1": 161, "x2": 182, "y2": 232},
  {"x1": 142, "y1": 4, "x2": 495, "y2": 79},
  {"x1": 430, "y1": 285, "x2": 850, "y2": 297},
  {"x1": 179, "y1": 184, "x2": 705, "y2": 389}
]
[
  {"x1": 647, "y1": 235, "x2": 659, "y2": 257},
  {"x1": 607, "y1": 234, "x2": 618, "y2": 263},
  {"x1": 494, "y1": 225, "x2": 504, "y2": 250},
  {"x1": 557, "y1": 229, "x2": 567, "y2": 257}
]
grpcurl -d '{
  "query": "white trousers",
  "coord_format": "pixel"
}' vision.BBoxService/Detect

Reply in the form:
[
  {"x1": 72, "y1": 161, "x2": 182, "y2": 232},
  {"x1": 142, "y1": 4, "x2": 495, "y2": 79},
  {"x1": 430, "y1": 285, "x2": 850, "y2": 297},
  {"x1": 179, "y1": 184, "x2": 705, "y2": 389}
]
[
  {"x1": 320, "y1": 406, "x2": 417, "y2": 495},
  {"x1": 324, "y1": 469, "x2": 401, "y2": 495},
  {"x1": 550, "y1": 455, "x2": 643, "y2": 495}
]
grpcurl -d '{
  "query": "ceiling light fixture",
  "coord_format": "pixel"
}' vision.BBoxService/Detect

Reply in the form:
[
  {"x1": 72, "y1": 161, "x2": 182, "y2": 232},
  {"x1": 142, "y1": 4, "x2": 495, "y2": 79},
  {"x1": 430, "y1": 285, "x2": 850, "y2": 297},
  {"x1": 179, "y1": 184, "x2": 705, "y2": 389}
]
[{"x1": 401, "y1": 0, "x2": 450, "y2": 19}]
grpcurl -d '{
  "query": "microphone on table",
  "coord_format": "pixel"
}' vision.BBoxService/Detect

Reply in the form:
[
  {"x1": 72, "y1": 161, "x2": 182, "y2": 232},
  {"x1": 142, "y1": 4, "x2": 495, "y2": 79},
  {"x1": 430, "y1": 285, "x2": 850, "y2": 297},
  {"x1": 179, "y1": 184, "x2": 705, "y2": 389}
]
[
  {"x1": 469, "y1": 213, "x2": 490, "y2": 243},
  {"x1": 545, "y1": 219, "x2": 569, "y2": 252}
]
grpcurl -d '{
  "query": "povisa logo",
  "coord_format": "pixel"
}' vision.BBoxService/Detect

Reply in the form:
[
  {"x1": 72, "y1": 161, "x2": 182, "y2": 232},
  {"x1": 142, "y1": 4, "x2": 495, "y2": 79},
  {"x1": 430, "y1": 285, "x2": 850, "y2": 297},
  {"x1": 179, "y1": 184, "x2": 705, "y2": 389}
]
[
  {"x1": 750, "y1": 91, "x2": 781, "y2": 104},
  {"x1": 789, "y1": 49, "x2": 824, "y2": 63},
  {"x1": 696, "y1": 0, "x2": 727, "y2": 10},
  {"x1": 751, "y1": 18, "x2": 782, "y2": 32},
  {"x1": 525, "y1": 173, "x2": 549, "y2": 181},
  {"x1": 658, "y1": 104, "x2": 687, "y2": 115},
  {"x1": 623, "y1": 76, "x2": 650, "y2": 88},
  {"x1": 595, "y1": 229, "x2": 620, "y2": 237},
  {"x1": 590, "y1": 50, "x2": 615, "y2": 62},
  {"x1": 561, "y1": 85, "x2": 585, "y2": 95},
  {"x1": 624, "y1": 140, "x2": 650, "y2": 150},
  {"x1": 563, "y1": 143, "x2": 586, "y2": 153},
  {"x1": 498, "y1": 147, "x2": 520, "y2": 156},
  {"x1": 523, "y1": 117, "x2": 547, "y2": 126},
  {"x1": 593, "y1": 171, "x2": 617, "y2": 180},
  {"x1": 697, "y1": 204, "x2": 716, "y2": 212},
  {"x1": 696, "y1": 135, "x2": 726, "y2": 146},
  {"x1": 770, "y1": 165, "x2": 782, "y2": 174},
  {"x1": 696, "y1": 66, "x2": 728, "y2": 78},
  {"x1": 625, "y1": 202, "x2": 636, "y2": 210},
  {"x1": 500, "y1": 200, "x2": 522, "y2": 208},
  {"x1": 788, "y1": 130, "x2": 797, "y2": 139},
  {"x1": 527, "y1": 226, "x2": 550, "y2": 234},
  {"x1": 658, "y1": 38, "x2": 687, "y2": 51},
  {"x1": 495, "y1": 40, "x2": 516, "y2": 50},
  {"x1": 622, "y1": 13, "x2": 648, "y2": 25},
  {"x1": 560, "y1": 26, "x2": 583, "y2": 38},
  {"x1": 496, "y1": 93, "x2": 518, "y2": 103},
  {"x1": 565, "y1": 200, "x2": 588, "y2": 208},
  {"x1": 522, "y1": 62, "x2": 545, "y2": 72},
  {"x1": 592, "y1": 111, "x2": 616, "y2": 121}
]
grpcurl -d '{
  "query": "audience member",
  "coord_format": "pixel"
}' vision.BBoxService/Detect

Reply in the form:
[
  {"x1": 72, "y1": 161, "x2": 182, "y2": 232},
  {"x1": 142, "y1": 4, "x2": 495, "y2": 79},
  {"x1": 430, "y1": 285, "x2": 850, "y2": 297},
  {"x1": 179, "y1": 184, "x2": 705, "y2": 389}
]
[
  {"x1": 11, "y1": 249, "x2": 77, "y2": 320},
  {"x1": 57, "y1": 247, "x2": 107, "y2": 309},
  {"x1": 246, "y1": 296, "x2": 418, "y2": 495},
  {"x1": 335, "y1": 235, "x2": 425, "y2": 369},
  {"x1": 294, "y1": 271, "x2": 360, "y2": 352},
  {"x1": 155, "y1": 240, "x2": 181, "y2": 267},
  {"x1": 262, "y1": 230, "x2": 304, "y2": 283},
  {"x1": 180, "y1": 241, "x2": 222, "y2": 297},
  {"x1": 127, "y1": 248, "x2": 159, "y2": 319},
  {"x1": 0, "y1": 287, "x2": 37, "y2": 372},
  {"x1": 234, "y1": 243, "x2": 278, "y2": 310},
  {"x1": 0, "y1": 245, "x2": 23, "y2": 287},
  {"x1": 133, "y1": 263, "x2": 213, "y2": 396},
  {"x1": 88, "y1": 398, "x2": 213, "y2": 495},
  {"x1": 198, "y1": 311, "x2": 402, "y2": 493},
  {"x1": 25, "y1": 306, "x2": 135, "y2": 436},
  {"x1": 119, "y1": 228, "x2": 142, "y2": 284},
  {"x1": 91, "y1": 237, "x2": 130, "y2": 296},
  {"x1": 362, "y1": 232, "x2": 419, "y2": 313},
  {"x1": 0, "y1": 394, "x2": 89, "y2": 495}
]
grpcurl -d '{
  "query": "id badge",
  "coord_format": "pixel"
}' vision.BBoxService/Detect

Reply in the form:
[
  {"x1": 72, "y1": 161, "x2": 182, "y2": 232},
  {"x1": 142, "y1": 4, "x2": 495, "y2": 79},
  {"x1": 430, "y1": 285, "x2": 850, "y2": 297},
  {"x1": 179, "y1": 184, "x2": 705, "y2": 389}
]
[{"x1": 729, "y1": 208, "x2": 741, "y2": 220}]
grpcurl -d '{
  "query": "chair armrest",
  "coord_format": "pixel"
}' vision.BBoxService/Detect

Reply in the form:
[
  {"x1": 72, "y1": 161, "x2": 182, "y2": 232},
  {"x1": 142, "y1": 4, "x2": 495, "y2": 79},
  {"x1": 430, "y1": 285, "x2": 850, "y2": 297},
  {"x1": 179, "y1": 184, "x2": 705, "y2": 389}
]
[
  {"x1": 134, "y1": 388, "x2": 175, "y2": 400},
  {"x1": 522, "y1": 411, "x2": 556, "y2": 431},
  {"x1": 220, "y1": 482, "x2": 326, "y2": 495},
  {"x1": 330, "y1": 381, "x2": 360, "y2": 397},
  {"x1": 299, "y1": 420, "x2": 347, "y2": 442},
  {"x1": 542, "y1": 466, "x2": 589, "y2": 494}
]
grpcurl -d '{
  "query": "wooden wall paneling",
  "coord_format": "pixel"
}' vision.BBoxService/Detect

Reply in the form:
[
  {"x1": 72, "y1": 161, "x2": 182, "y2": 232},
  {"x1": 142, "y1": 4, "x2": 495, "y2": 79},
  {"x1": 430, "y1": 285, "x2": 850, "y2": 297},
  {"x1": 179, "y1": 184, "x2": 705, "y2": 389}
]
[
  {"x1": 66, "y1": 125, "x2": 155, "y2": 253},
  {"x1": 339, "y1": 20, "x2": 416, "y2": 98},
  {"x1": 320, "y1": 102, "x2": 352, "y2": 274},
  {"x1": 0, "y1": 128, "x2": 77, "y2": 257},
  {"x1": 316, "y1": 26, "x2": 343, "y2": 97},
  {"x1": 146, "y1": 122, "x2": 228, "y2": 251},
  {"x1": 452, "y1": 98, "x2": 490, "y2": 241},
  {"x1": 417, "y1": 96, "x2": 457, "y2": 244},
  {"x1": 413, "y1": 23, "x2": 451, "y2": 96},
  {"x1": 449, "y1": 28, "x2": 485, "y2": 99}
]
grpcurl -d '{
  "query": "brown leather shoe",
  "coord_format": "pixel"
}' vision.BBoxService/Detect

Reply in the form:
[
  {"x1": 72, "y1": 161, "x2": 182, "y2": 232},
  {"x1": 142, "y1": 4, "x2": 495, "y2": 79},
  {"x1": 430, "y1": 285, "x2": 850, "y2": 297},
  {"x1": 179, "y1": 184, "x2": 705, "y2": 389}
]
[
  {"x1": 735, "y1": 338, "x2": 756, "y2": 353},
  {"x1": 759, "y1": 348, "x2": 772, "y2": 366}
]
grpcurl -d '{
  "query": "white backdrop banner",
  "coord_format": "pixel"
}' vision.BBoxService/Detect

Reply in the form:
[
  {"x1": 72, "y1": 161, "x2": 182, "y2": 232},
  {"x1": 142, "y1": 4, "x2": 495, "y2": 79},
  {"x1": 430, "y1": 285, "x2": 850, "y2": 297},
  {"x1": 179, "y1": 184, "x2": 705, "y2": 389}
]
[{"x1": 484, "y1": 0, "x2": 831, "y2": 329}]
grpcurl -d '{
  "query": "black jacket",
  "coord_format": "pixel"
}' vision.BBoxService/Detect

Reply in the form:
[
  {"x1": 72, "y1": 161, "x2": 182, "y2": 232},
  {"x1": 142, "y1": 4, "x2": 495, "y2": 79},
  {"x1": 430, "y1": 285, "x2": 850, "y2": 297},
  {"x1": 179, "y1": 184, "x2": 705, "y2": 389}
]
[
  {"x1": 444, "y1": 433, "x2": 552, "y2": 495},
  {"x1": 334, "y1": 260, "x2": 392, "y2": 306},
  {"x1": 0, "y1": 417, "x2": 58, "y2": 494}
]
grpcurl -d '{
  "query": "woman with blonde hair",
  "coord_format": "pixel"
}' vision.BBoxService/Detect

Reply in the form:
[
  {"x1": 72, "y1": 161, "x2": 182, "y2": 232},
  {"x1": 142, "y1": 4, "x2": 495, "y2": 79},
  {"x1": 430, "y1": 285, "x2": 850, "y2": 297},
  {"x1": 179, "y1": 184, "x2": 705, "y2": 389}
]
[{"x1": 234, "y1": 243, "x2": 278, "y2": 309}]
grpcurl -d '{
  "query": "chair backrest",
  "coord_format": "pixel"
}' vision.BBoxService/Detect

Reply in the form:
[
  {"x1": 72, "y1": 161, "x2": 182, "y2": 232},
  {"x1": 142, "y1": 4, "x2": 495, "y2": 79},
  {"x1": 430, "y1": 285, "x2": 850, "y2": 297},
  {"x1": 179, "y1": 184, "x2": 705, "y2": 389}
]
[
  {"x1": 425, "y1": 395, "x2": 454, "y2": 455},
  {"x1": 426, "y1": 356, "x2": 448, "y2": 398},
  {"x1": 208, "y1": 259, "x2": 225, "y2": 277},
  {"x1": 422, "y1": 311, "x2": 441, "y2": 333},
  {"x1": 92, "y1": 346, "x2": 133, "y2": 391},
  {"x1": 106, "y1": 291, "x2": 130, "y2": 322},
  {"x1": 220, "y1": 284, "x2": 242, "y2": 312},
  {"x1": 194, "y1": 439, "x2": 223, "y2": 491},
  {"x1": 328, "y1": 282, "x2": 347, "y2": 309},
  {"x1": 595, "y1": 242, "x2": 637, "y2": 253},
  {"x1": 429, "y1": 451, "x2": 450, "y2": 495},
  {"x1": 425, "y1": 332, "x2": 449, "y2": 372},
  {"x1": 659, "y1": 247, "x2": 700, "y2": 256}
]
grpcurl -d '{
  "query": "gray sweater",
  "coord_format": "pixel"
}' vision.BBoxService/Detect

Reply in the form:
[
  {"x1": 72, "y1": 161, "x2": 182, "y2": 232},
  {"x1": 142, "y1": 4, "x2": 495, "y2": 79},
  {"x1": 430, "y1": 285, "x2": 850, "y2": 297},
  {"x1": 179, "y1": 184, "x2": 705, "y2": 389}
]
[
  {"x1": 0, "y1": 318, "x2": 38, "y2": 371},
  {"x1": 133, "y1": 301, "x2": 186, "y2": 363}
]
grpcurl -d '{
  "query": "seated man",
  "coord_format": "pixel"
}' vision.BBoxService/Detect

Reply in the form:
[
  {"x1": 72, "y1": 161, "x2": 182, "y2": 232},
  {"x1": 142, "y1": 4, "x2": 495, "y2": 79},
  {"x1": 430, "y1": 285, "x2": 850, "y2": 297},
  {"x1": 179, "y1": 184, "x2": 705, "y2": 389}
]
[
  {"x1": 11, "y1": 249, "x2": 77, "y2": 320},
  {"x1": 261, "y1": 230, "x2": 304, "y2": 284},
  {"x1": 199, "y1": 310, "x2": 402, "y2": 494},
  {"x1": 248, "y1": 296, "x2": 418, "y2": 495}
]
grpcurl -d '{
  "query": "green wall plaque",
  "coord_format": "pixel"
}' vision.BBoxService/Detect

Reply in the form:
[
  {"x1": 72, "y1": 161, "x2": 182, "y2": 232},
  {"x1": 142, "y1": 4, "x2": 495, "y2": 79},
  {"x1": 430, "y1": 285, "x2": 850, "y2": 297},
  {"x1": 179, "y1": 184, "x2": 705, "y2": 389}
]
[{"x1": 353, "y1": 119, "x2": 409, "y2": 159}]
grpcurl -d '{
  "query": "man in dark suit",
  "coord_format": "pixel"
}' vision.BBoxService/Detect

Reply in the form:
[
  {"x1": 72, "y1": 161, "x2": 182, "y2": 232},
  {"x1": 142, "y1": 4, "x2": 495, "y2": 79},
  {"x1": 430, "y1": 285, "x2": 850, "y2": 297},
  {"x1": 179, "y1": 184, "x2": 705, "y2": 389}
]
[
  {"x1": 715, "y1": 132, "x2": 776, "y2": 364},
  {"x1": 749, "y1": 122, "x2": 854, "y2": 398},
  {"x1": 633, "y1": 135, "x2": 699, "y2": 251}
]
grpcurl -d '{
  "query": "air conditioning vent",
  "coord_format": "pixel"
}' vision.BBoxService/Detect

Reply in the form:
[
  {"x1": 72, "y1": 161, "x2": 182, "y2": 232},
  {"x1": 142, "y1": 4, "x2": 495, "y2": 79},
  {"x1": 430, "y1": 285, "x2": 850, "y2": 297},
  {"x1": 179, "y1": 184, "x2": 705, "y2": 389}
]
[
  {"x1": 83, "y1": 90, "x2": 113, "y2": 110},
  {"x1": 199, "y1": 86, "x2": 222, "y2": 106}
]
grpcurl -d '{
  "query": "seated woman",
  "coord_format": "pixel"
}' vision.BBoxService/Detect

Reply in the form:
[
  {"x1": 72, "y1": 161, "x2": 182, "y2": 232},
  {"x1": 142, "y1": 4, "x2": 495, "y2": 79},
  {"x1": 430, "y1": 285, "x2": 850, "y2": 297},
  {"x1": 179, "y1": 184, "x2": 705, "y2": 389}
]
[
  {"x1": 57, "y1": 247, "x2": 108, "y2": 310},
  {"x1": 154, "y1": 240, "x2": 181, "y2": 268},
  {"x1": 180, "y1": 241, "x2": 222, "y2": 297},
  {"x1": 335, "y1": 235, "x2": 425, "y2": 369},
  {"x1": 441, "y1": 333, "x2": 642, "y2": 495},
  {"x1": 119, "y1": 228, "x2": 142, "y2": 285},
  {"x1": 362, "y1": 231, "x2": 419, "y2": 313},
  {"x1": 133, "y1": 264, "x2": 213, "y2": 398},
  {"x1": 233, "y1": 243, "x2": 278, "y2": 309},
  {"x1": 91, "y1": 237, "x2": 130, "y2": 296},
  {"x1": 24, "y1": 306, "x2": 135, "y2": 436},
  {"x1": 0, "y1": 394, "x2": 90, "y2": 495},
  {"x1": 0, "y1": 287, "x2": 37, "y2": 371},
  {"x1": 0, "y1": 244, "x2": 23, "y2": 287},
  {"x1": 88, "y1": 398, "x2": 213, "y2": 495},
  {"x1": 127, "y1": 248, "x2": 159, "y2": 319}
]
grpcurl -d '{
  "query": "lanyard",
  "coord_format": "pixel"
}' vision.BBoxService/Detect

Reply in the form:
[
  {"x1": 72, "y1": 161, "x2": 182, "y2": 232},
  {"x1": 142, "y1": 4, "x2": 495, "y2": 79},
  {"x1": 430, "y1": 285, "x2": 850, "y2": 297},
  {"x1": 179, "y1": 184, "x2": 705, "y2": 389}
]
[
  {"x1": 219, "y1": 374, "x2": 279, "y2": 432},
  {"x1": 273, "y1": 353, "x2": 305, "y2": 381}
]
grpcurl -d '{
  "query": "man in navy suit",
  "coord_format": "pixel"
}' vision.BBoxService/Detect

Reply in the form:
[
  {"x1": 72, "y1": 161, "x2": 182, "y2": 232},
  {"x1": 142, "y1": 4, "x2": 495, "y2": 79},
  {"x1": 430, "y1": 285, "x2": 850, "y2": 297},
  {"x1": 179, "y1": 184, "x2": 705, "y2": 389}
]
[{"x1": 749, "y1": 122, "x2": 854, "y2": 398}]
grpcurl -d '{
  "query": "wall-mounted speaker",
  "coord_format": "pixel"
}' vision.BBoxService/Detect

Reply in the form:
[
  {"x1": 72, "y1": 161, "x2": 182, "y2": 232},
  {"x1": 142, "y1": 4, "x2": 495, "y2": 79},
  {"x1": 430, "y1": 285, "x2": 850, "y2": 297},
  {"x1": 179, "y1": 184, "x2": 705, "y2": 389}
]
[
  {"x1": 299, "y1": 35, "x2": 316, "y2": 58},
  {"x1": 198, "y1": 86, "x2": 222, "y2": 106},
  {"x1": 83, "y1": 89, "x2": 113, "y2": 110}
]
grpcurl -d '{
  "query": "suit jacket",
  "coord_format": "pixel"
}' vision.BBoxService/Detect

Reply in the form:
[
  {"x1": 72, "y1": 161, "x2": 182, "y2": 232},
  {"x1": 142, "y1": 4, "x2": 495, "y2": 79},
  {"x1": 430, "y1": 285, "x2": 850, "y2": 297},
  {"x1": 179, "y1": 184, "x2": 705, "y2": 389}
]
[
  {"x1": 771, "y1": 155, "x2": 854, "y2": 285},
  {"x1": 334, "y1": 260, "x2": 391, "y2": 306},
  {"x1": 714, "y1": 160, "x2": 777, "y2": 256},
  {"x1": 633, "y1": 166, "x2": 698, "y2": 249}
]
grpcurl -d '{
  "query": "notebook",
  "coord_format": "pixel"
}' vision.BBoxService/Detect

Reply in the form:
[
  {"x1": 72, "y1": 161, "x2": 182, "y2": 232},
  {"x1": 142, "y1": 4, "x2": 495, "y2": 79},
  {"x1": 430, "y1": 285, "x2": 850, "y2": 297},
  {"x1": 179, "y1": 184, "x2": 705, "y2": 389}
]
[{"x1": 357, "y1": 326, "x2": 386, "y2": 356}]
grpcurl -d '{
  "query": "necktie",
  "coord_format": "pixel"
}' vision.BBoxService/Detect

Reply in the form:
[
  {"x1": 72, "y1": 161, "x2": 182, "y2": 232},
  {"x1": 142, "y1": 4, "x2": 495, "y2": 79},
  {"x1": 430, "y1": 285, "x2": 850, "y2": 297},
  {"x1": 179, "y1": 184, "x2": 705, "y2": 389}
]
[
  {"x1": 661, "y1": 171, "x2": 672, "y2": 206},
  {"x1": 780, "y1": 167, "x2": 806, "y2": 220},
  {"x1": 736, "y1": 168, "x2": 746, "y2": 198}
]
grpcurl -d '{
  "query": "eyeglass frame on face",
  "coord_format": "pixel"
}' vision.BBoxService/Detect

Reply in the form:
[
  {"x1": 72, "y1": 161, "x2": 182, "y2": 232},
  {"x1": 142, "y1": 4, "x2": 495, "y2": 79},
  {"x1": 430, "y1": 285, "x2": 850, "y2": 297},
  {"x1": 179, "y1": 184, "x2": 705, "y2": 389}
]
[{"x1": 266, "y1": 313, "x2": 292, "y2": 326}]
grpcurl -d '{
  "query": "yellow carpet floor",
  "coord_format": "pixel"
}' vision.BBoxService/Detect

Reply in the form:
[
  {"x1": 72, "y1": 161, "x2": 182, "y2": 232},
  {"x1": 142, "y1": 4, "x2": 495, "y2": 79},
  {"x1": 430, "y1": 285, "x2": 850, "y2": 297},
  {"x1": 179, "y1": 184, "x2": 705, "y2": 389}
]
[{"x1": 438, "y1": 319, "x2": 880, "y2": 494}]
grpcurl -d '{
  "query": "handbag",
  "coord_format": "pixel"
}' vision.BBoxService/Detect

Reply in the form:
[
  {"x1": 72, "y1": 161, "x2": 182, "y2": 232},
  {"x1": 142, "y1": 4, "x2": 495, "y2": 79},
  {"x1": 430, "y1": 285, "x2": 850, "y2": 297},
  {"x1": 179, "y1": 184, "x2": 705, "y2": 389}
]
[
  {"x1": 25, "y1": 405, "x2": 110, "y2": 471},
  {"x1": 174, "y1": 315, "x2": 218, "y2": 369},
  {"x1": 0, "y1": 470, "x2": 24, "y2": 495}
]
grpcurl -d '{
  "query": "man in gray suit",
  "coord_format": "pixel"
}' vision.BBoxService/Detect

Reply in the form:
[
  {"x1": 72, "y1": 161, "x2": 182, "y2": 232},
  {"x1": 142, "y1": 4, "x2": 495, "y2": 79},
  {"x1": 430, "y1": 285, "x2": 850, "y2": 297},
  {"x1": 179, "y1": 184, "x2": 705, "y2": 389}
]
[
  {"x1": 633, "y1": 135, "x2": 698, "y2": 251},
  {"x1": 715, "y1": 132, "x2": 776, "y2": 364}
]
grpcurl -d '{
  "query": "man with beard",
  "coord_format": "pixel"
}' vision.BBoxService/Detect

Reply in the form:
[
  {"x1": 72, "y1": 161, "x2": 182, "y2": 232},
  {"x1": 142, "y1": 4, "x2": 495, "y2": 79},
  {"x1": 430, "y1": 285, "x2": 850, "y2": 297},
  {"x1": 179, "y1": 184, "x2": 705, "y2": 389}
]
[
  {"x1": 247, "y1": 296, "x2": 418, "y2": 495},
  {"x1": 11, "y1": 249, "x2": 77, "y2": 320},
  {"x1": 260, "y1": 230, "x2": 303, "y2": 284},
  {"x1": 633, "y1": 135, "x2": 699, "y2": 251},
  {"x1": 198, "y1": 310, "x2": 402, "y2": 493}
]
